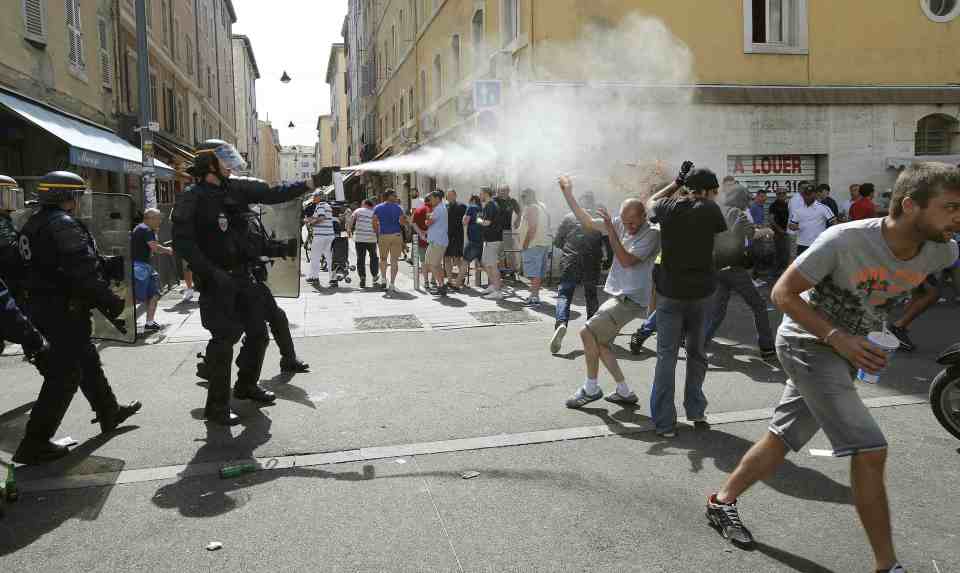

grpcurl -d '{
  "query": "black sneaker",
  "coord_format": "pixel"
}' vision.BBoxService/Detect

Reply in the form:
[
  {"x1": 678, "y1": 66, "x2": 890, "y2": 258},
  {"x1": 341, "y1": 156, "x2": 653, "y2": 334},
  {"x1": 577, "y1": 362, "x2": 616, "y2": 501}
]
[
  {"x1": 93, "y1": 401, "x2": 143, "y2": 433},
  {"x1": 13, "y1": 439, "x2": 70, "y2": 465},
  {"x1": 359, "y1": 278, "x2": 366, "y2": 288},
  {"x1": 280, "y1": 358, "x2": 310, "y2": 373},
  {"x1": 143, "y1": 322, "x2": 162, "y2": 332},
  {"x1": 888, "y1": 325, "x2": 915, "y2": 352},
  {"x1": 760, "y1": 348, "x2": 778, "y2": 361},
  {"x1": 706, "y1": 495, "x2": 755, "y2": 549},
  {"x1": 630, "y1": 330, "x2": 651, "y2": 355}
]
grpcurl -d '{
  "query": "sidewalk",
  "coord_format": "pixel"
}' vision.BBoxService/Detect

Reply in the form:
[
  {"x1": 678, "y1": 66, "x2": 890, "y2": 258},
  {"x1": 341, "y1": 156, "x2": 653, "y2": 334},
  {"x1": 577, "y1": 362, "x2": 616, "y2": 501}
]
[{"x1": 148, "y1": 254, "x2": 552, "y2": 344}]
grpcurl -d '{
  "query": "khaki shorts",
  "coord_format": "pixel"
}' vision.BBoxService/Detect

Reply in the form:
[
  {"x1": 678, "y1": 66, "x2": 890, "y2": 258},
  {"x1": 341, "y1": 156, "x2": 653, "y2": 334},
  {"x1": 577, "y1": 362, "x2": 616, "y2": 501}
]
[
  {"x1": 378, "y1": 233, "x2": 403, "y2": 262},
  {"x1": 481, "y1": 241, "x2": 502, "y2": 267},
  {"x1": 425, "y1": 243, "x2": 446, "y2": 267},
  {"x1": 585, "y1": 296, "x2": 648, "y2": 346}
]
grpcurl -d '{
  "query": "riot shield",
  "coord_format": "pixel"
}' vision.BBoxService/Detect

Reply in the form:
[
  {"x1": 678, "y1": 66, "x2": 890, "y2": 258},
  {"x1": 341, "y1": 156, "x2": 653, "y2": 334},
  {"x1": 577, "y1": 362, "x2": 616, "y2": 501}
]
[
  {"x1": 255, "y1": 199, "x2": 303, "y2": 298},
  {"x1": 84, "y1": 193, "x2": 136, "y2": 343}
]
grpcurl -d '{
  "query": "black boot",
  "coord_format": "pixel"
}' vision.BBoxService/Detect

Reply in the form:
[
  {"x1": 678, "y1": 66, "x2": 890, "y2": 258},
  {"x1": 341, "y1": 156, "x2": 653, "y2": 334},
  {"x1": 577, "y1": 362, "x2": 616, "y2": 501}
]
[
  {"x1": 13, "y1": 438, "x2": 70, "y2": 465},
  {"x1": 279, "y1": 358, "x2": 310, "y2": 373},
  {"x1": 94, "y1": 401, "x2": 143, "y2": 434},
  {"x1": 233, "y1": 385, "x2": 276, "y2": 403}
]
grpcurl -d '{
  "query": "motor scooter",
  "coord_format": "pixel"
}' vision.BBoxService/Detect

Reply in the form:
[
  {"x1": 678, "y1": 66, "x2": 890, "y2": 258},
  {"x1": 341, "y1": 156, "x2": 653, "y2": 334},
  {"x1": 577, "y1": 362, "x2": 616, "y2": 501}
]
[{"x1": 930, "y1": 342, "x2": 960, "y2": 440}]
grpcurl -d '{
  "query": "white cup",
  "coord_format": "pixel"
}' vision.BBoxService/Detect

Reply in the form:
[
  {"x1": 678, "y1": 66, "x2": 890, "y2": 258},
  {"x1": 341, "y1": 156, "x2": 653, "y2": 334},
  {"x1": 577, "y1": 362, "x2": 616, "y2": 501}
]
[{"x1": 856, "y1": 331, "x2": 900, "y2": 384}]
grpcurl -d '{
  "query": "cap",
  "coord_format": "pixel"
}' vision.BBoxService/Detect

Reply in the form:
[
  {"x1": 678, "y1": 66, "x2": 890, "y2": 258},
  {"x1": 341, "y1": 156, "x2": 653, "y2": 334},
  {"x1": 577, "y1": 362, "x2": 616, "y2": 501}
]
[{"x1": 684, "y1": 168, "x2": 719, "y2": 192}]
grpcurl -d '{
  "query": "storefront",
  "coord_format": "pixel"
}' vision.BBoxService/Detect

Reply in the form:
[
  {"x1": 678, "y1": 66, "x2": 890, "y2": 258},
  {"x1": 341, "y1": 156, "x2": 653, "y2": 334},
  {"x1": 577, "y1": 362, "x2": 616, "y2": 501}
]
[
  {"x1": 0, "y1": 89, "x2": 175, "y2": 206},
  {"x1": 726, "y1": 154, "x2": 820, "y2": 196}
]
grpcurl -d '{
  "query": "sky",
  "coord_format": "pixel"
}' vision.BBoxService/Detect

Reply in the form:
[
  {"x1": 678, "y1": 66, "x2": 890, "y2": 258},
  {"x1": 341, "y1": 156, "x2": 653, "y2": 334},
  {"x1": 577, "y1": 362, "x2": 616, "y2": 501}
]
[{"x1": 232, "y1": 0, "x2": 348, "y2": 147}]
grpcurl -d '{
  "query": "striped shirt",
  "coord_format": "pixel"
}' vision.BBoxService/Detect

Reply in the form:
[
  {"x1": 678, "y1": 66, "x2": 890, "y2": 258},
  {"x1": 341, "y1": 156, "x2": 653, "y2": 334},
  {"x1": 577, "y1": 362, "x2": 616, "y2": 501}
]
[
  {"x1": 309, "y1": 202, "x2": 335, "y2": 237},
  {"x1": 350, "y1": 207, "x2": 377, "y2": 243}
]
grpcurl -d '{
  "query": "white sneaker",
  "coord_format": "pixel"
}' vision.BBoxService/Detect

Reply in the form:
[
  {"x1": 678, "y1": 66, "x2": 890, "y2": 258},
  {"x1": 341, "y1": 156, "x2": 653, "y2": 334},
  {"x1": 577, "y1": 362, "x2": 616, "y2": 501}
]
[
  {"x1": 181, "y1": 288, "x2": 195, "y2": 302},
  {"x1": 483, "y1": 290, "x2": 504, "y2": 300},
  {"x1": 550, "y1": 324, "x2": 567, "y2": 354}
]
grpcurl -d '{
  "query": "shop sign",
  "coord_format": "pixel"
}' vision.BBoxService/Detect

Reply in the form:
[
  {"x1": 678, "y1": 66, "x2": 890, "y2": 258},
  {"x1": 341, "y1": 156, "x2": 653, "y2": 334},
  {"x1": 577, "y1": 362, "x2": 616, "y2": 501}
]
[{"x1": 727, "y1": 154, "x2": 817, "y2": 194}]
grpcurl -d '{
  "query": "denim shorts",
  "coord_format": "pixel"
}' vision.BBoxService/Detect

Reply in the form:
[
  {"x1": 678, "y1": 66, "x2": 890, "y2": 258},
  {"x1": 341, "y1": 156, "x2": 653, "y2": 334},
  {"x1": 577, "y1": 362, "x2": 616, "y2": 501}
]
[
  {"x1": 464, "y1": 242, "x2": 483, "y2": 263},
  {"x1": 770, "y1": 336, "x2": 887, "y2": 457},
  {"x1": 521, "y1": 246, "x2": 549, "y2": 278},
  {"x1": 133, "y1": 261, "x2": 159, "y2": 303}
]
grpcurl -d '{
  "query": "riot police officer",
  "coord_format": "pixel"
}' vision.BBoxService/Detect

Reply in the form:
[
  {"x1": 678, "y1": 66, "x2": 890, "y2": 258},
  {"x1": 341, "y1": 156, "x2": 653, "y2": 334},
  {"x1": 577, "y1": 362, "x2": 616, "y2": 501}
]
[
  {"x1": 14, "y1": 171, "x2": 141, "y2": 464},
  {"x1": 0, "y1": 174, "x2": 25, "y2": 297},
  {"x1": 0, "y1": 276, "x2": 48, "y2": 364},
  {"x1": 172, "y1": 140, "x2": 315, "y2": 425}
]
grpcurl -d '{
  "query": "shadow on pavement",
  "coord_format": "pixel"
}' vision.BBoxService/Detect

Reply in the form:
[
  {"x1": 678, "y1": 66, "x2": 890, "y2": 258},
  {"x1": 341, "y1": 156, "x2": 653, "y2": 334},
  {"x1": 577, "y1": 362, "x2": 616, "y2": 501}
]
[
  {"x1": 754, "y1": 542, "x2": 836, "y2": 573},
  {"x1": 152, "y1": 409, "x2": 374, "y2": 518},
  {"x1": 0, "y1": 402, "x2": 35, "y2": 456},
  {"x1": 0, "y1": 429, "x2": 135, "y2": 556},
  {"x1": 262, "y1": 372, "x2": 316, "y2": 410},
  {"x1": 706, "y1": 344, "x2": 786, "y2": 383},
  {"x1": 575, "y1": 407, "x2": 852, "y2": 506}
]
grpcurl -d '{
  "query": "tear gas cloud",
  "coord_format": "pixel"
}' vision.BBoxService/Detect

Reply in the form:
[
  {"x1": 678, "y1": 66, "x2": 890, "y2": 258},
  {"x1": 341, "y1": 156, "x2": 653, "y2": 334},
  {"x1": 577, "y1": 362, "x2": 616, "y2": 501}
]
[{"x1": 349, "y1": 14, "x2": 697, "y2": 213}]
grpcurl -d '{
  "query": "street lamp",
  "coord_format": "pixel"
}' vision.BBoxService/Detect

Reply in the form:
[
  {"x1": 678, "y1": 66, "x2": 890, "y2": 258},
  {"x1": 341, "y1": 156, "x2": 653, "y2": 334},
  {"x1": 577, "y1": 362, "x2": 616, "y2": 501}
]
[{"x1": 280, "y1": 71, "x2": 292, "y2": 83}]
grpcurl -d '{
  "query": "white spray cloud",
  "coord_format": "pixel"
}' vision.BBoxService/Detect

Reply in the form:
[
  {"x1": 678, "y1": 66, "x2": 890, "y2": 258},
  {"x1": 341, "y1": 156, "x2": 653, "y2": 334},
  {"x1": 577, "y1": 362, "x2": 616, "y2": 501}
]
[{"x1": 349, "y1": 13, "x2": 697, "y2": 213}]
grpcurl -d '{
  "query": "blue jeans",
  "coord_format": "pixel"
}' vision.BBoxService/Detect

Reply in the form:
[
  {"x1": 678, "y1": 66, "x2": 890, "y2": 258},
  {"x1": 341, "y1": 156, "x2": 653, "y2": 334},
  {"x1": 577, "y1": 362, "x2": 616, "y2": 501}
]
[
  {"x1": 555, "y1": 279, "x2": 599, "y2": 327},
  {"x1": 651, "y1": 294, "x2": 710, "y2": 433},
  {"x1": 704, "y1": 267, "x2": 775, "y2": 351}
]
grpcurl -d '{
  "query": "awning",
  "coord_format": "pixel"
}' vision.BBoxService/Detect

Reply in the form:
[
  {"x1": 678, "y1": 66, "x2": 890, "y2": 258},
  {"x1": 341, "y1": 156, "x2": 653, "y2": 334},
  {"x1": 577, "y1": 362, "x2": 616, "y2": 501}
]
[
  {"x1": 153, "y1": 132, "x2": 195, "y2": 164},
  {"x1": 0, "y1": 90, "x2": 176, "y2": 179},
  {"x1": 886, "y1": 155, "x2": 960, "y2": 170}
]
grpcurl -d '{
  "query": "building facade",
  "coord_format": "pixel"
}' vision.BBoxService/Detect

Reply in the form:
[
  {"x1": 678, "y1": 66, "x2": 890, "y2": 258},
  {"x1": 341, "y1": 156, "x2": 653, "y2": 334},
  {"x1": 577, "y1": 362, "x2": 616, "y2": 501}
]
[
  {"x1": 326, "y1": 43, "x2": 350, "y2": 169},
  {"x1": 232, "y1": 34, "x2": 260, "y2": 176},
  {"x1": 258, "y1": 119, "x2": 281, "y2": 185},
  {"x1": 354, "y1": 0, "x2": 960, "y2": 209},
  {"x1": 279, "y1": 144, "x2": 317, "y2": 184},
  {"x1": 316, "y1": 114, "x2": 336, "y2": 168}
]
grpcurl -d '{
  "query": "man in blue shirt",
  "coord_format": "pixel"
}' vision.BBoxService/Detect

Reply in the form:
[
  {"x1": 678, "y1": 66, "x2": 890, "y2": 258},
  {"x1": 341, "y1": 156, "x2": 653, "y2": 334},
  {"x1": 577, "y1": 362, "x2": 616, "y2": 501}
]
[
  {"x1": 424, "y1": 190, "x2": 450, "y2": 296},
  {"x1": 132, "y1": 208, "x2": 173, "y2": 332},
  {"x1": 463, "y1": 194, "x2": 484, "y2": 275},
  {"x1": 373, "y1": 189, "x2": 408, "y2": 291},
  {"x1": 748, "y1": 190, "x2": 766, "y2": 225}
]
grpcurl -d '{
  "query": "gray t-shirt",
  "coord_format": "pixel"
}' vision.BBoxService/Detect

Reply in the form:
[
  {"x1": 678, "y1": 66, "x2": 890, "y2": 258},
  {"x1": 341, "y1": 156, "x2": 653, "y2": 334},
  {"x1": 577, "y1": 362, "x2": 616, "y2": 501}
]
[
  {"x1": 604, "y1": 219, "x2": 660, "y2": 306},
  {"x1": 778, "y1": 218, "x2": 958, "y2": 341}
]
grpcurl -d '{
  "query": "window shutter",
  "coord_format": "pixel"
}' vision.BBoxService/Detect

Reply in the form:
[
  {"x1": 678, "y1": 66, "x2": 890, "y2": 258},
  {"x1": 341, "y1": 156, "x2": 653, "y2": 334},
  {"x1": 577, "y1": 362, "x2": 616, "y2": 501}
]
[
  {"x1": 98, "y1": 18, "x2": 113, "y2": 89},
  {"x1": 65, "y1": 0, "x2": 83, "y2": 69},
  {"x1": 23, "y1": 0, "x2": 47, "y2": 44}
]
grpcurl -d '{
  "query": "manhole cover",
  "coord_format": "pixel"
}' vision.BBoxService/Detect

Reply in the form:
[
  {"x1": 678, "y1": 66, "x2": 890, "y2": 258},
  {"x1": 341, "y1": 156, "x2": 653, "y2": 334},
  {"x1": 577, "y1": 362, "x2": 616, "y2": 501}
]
[
  {"x1": 469, "y1": 310, "x2": 538, "y2": 324},
  {"x1": 353, "y1": 315, "x2": 423, "y2": 330}
]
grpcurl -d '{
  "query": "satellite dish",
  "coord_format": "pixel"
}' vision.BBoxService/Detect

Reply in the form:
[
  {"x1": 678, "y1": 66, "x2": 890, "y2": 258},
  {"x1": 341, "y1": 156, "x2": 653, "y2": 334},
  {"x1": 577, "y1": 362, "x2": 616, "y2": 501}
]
[{"x1": 280, "y1": 71, "x2": 291, "y2": 83}]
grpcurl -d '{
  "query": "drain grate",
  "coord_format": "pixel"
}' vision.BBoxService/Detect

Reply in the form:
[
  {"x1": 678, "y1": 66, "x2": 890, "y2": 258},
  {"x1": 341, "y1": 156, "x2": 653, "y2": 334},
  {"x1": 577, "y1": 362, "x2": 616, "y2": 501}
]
[
  {"x1": 353, "y1": 314, "x2": 424, "y2": 330},
  {"x1": 469, "y1": 310, "x2": 539, "y2": 325}
]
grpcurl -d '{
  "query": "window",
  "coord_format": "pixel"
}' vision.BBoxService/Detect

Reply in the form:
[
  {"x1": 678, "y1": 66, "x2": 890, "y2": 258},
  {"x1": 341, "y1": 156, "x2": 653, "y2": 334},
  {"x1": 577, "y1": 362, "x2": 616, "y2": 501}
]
[
  {"x1": 98, "y1": 17, "x2": 112, "y2": 89},
  {"x1": 432, "y1": 55, "x2": 443, "y2": 100},
  {"x1": 301, "y1": 161, "x2": 310, "y2": 168},
  {"x1": 23, "y1": 0, "x2": 48, "y2": 45},
  {"x1": 161, "y1": 0, "x2": 169, "y2": 48},
  {"x1": 65, "y1": 0, "x2": 84, "y2": 71},
  {"x1": 149, "y1": 73, "x2": 158, "y2": 121},
  {"x1": 744, "y1": 0, "x2": 808, "y2": 54},
  {"x1": 922, "y1": 0, "x2": 960, "y2": 21},
  {"x1": 399, "y1": 94, "x2": 405, "y2": 126},
  {"x1": 502, "y1": 0, "x2": 519, "y2": 47},
  {"x1": 145, "y1": 0, "x2": 152, "y2": 29},
  {"x1": 392, "y1": 25, "x2": 397, "y2": 65},
  {"x1": 207, "y1": 66, "x2": 212, "y2": 98},
  {"x1": 915, "y1": 114, "x2": 960, "y2": 155},
  {"x1": 472, "y1": 10, "x2": 484, "y2": 65},
  {"x1": 409, "y1": 88, "x2": 415, "y2": 119},
  {"x1": 185, "y1": 37, "x2": 193, "y2": 75},
  {"x1": 173, "y1": 18, "x2": 180, "y2": 61},
  {"x1": 163, "y1": 85, "x2": 174, "y2": 133},
  {"x1": 125, "y1": 51, "x2": 137, "y2": 112},
  {"x1": 392, "y1": 104, "x2": 397, "y2": 132},
  {"x1": 399, "y1": 10, "x2": 405, "y2": 40},
  {"x1": 451, "y1": 35, "x2": 461, "y2": 84},
  {"x1": 177, "y1": 96, "x2": 185, "y2": 138}
]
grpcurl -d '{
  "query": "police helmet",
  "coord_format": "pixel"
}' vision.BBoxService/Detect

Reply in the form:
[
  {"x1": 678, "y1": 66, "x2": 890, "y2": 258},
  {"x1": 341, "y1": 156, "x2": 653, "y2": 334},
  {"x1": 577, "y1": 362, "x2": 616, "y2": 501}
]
[
  {"x1": 0, "y1": 174, "x2": 24, "y2": 212},
  {"x1": 187, "y1": 139, "x2": 247, "y2": 179},
  {"x1": 36, "y1": 171, "x2": 88, "y2": 206}
]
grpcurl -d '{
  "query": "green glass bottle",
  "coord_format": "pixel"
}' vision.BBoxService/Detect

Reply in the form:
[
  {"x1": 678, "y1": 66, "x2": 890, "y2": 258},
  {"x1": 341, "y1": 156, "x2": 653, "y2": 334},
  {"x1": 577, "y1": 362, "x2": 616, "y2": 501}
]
[
  {"x1": 4, "y1": 464, "x2": 16, "y2": 502},
  {"x1": 219, "y1": 463, "x2": 258, "y2": 479}
]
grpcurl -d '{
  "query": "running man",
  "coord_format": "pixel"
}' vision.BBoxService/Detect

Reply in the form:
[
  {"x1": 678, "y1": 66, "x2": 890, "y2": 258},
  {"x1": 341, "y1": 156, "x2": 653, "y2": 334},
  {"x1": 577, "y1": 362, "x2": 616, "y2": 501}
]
[{"x1": 705, "y1": 162, "x2": 960, "y2": 573}]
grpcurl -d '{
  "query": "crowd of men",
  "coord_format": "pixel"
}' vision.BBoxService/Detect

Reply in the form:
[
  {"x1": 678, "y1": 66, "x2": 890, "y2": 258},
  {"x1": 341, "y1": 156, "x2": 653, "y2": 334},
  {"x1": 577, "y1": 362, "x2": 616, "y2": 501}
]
[{"x1": 2, "y1": 140, "x2": 959, "y2": 572}]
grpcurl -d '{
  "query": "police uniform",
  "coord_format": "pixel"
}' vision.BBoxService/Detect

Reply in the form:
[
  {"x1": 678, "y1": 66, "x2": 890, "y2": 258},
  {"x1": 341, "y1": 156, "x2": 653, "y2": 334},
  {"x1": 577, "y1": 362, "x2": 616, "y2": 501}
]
[
  {"x1": 172, "y1": 144, "x2": 311, "y2": 425},
  {"x1": 14, "y1": 171, "x2": 141, "y2": 465},
  {"x1": 0, "y1": 174, "x2": 24, "y2": 297},
  {"x1": 0, "y1": 276, "x2": 45, "y2": 357}
]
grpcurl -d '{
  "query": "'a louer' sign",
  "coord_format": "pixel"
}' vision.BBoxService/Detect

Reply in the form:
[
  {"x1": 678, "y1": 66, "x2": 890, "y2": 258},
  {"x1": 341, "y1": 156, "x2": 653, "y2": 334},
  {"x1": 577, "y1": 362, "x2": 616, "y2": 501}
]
[{"x1": 727, "y1": 154, "x2": 817, "y2": 194}]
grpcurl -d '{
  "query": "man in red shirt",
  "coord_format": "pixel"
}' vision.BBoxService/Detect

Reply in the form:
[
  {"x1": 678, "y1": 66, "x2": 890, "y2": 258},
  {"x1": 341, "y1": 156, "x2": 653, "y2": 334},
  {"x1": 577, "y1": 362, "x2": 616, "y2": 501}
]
[
  {"x1": 412, "y1": 199, "x2": 433, "y2": 287},
  {"x1": 849, "y1": 182, "x2": 877, "y2": 220}
]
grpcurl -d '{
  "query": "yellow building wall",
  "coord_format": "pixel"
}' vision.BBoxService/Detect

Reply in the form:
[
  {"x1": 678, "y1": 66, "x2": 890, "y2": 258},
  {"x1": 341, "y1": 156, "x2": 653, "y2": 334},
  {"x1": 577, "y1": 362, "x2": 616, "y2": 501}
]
[{"x1": 0, "y1": 0, "x2": 115, "y2": 124}]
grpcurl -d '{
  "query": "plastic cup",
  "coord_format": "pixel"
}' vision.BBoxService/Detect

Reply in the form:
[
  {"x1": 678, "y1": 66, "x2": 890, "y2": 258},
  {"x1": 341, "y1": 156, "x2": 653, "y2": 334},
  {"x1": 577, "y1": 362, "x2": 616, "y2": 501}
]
[{"x1": 856, "y1": 331, "x2": 900, "y2": 384}]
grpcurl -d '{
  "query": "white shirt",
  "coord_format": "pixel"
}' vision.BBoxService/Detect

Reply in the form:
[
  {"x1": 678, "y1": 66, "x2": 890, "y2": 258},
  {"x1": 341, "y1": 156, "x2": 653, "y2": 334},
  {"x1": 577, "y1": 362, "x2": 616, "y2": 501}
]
[
  {"x1": 350, "y1": 207, "x2": 377, "y2": 243},
  {"x1": 412, "y1": 197, "x2": 424, "y2": 210},
  {"x1": 604, "y1": 219, "x2": 660, "y2": 306},
  {"x1": 787, "y1": 193, "x2": 805, "y2": 236},
  {"x1": 789, "y1": 201, "x2": 836, "y2": 246},
  {"x1": 310, "y1": 202, "x2": 334, "y2": 237}
]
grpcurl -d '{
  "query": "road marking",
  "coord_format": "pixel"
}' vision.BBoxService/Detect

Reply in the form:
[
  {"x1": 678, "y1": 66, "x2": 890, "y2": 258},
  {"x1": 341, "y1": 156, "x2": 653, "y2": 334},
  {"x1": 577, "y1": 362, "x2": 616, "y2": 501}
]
[{"x1": 15, "y1": 394, "x2": 928, "y2": 494}]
